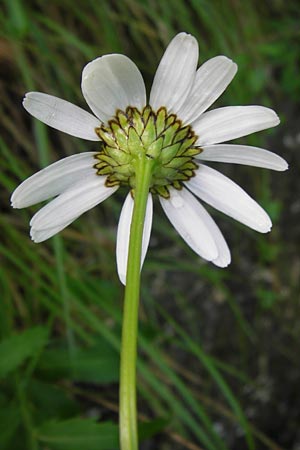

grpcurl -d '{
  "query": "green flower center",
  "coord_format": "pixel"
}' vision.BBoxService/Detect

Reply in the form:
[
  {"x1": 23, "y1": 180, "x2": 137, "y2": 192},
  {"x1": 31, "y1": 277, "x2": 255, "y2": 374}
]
[{"x1": 94, "y1": 106, "x2": 202, "y2": 198}]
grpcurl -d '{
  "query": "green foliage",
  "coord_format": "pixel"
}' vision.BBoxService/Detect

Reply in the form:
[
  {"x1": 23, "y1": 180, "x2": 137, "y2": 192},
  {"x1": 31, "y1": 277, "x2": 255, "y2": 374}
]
[
  {"x1": 37, "y1": 341, "x2": 119, "y2": 383},
  {"x1": 28, "y1": 380, "x2": 80, "y2": 422},
  {"x1": 0, "y1": 0, "x2": 298, "y2": 449},
  {"x1": 37, "y1": 419, "x2": 119, "y2": 450},
  {"x1": 0, "y1": 327, "x2": 48, "y2": 379},
  {"x1": 36, "y1": 416, "x2": 169, "y2": 450},
  {"x1": 0, "y1": 398, "x2": 20, "y2": 449}
]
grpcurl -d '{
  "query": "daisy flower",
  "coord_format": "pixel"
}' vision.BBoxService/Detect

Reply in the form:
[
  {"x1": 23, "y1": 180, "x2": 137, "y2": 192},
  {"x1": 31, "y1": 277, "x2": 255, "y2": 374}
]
[{"x1": 11, "y1": 32, "x2": 287, "y2": 284}]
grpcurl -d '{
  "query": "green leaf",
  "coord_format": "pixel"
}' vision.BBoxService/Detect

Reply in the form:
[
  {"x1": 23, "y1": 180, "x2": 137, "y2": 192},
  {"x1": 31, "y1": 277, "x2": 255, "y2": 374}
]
[
  {"x1": 37, "y1": 419, "x2": 119, "y2": 450},
  {"x1": 29, "y1": 379, "x2": 80, "y2": 422},
  {"x1": 139, "y1": 417, "x2": 169, "y2": 440},
  {"x1": 0, "y1": 399, "x2": 20, "y2": 448},
  {"x1": 0, "y1": 326, "x2": 48, "y2": 379},
  {"x1": 37, "y1": 342, "x2": 119, "y2": 383},
  {"x1": 5, "y1": 0, "x2": 30, "y2": 38}
]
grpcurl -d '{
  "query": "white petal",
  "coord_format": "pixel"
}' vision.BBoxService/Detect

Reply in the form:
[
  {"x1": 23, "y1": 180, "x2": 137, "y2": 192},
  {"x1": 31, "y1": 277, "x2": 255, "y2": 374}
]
[
  {"x1": 116, "y1": 193, "x2": 153, "y2": 285},
  {"x1": 193, "y1": 106, "x2": 280, "y2": 145},
  {"x1": 186, "y1": 164, "x2": 272, "y2": 233},
  {"x1": 160, "y1": 187, "x2": 218, "y2": 261},
  {"x1": 23, "y1": 93, "x2": 100, "y2": 141},
  {"x1": 81, "y1": 54, "x2": 146, "y2": 123},
  {"x1": 149, "y1": 32, "x2": 199, "y2": 113},
  {"x1": 30, "y1": 174, "x2": 118, "y2": 231},
  {"x1": 178, "y1": 56, "x2": 237, "y2": 124},
  {"x1": 11, "y1": 152, "x2": 98, "y2": 208},
  {"x1": 194, "y1": 210, "x2": 231, "y2": 268},
  {"x1": 197, "y1": 144, "x2": 288, "y2": 171},
  {"x1": 30, "y1": 219, "x2": 75, "y2": 243}
]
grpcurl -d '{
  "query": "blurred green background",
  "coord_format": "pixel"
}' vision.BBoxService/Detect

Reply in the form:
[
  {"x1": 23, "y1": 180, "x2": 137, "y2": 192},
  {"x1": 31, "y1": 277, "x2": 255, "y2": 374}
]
[{"x1": 1, "y1": 0, "x2": 299, "y2": 449}]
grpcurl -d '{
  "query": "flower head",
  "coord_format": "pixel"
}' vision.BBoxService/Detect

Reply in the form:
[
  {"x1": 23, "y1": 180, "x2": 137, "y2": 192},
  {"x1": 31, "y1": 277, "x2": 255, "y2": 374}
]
[{"x1": 11, "y1": 32, "x2": 288, "y2": 284}]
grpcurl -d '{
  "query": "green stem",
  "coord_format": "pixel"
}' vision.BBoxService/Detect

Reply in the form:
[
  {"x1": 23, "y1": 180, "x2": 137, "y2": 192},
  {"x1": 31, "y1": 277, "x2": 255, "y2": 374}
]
[{"x1": 119, "y1": 156, "x2": 153, "y2": 450}]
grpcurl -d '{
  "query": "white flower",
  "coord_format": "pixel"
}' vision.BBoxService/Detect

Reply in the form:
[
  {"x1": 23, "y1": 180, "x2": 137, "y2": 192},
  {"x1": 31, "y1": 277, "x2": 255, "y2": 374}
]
[{"x1": 11, "y1": 33, "x2": 288, "y2": 284}]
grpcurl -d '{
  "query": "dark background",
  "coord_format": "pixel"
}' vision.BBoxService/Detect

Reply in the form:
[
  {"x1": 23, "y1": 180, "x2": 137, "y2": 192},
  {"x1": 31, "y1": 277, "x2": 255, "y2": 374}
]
[{"x1": 0, "y1": 1, "x2": 299, "y2": 449}]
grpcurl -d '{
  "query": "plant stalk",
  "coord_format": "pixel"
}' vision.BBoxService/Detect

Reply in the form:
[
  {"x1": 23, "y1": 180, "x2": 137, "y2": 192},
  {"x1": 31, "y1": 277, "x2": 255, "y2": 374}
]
[{"x1": 119, "y1": 155, "x2": 153, "y2": 450}]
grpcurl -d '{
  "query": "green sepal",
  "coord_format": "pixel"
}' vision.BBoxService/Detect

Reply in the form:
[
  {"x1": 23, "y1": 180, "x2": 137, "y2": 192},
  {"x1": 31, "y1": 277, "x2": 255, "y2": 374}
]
[
  {"x1": 118, "y1": 173, "x2": 131, "y2": 183},
  {"x1": 97, "y1": 154, "x2": 119, "y2": 167},
  {"x1": 104, "y1": 147, "x2": 132, "y2": 164},
  {"x1": 166, "y1": 156, "x2": 191, "y2": 169},
  {"x1": 131, "y1": 108, "x2": 144, "y2": 136},
  {"x1": 155, "y1": 108, "x2": 167, "y2": 136},
  {"x1": 177, "y1": 137, "x2": 198, "y2": 155},
  {"x1": 141, "y1": 114, "x2": 156, "y2": 146},
  {"x1": 182, "y1": 146, "x2": 202, "y2": 157},
  {"x1": 127, "y1": 127, "x2": 142, "y2": 155},
  {"x1": 160, "y1": 143, "x2": 182, "y2": 164},
  {"x1": 172, "y1": 180, "x2": 181, "y2": 189},
  {"x1": 97, "y1": 166, "x2": 113, "y2": 175},
  {"x1": 106, "y1": 176, "x2": 121, "y2": 187},
  {"x1": 115, "y1": 163, "x2": 134, "y2": 176},
  {"x1": 97, "y1": 129, "x2": 117, "y2": 148},
  {"x1": 162, "y1": 122, "x2": 180, "y2": 147},
  {"x1": 142, "y1": 106, "x2": 152, "y2": 125},
  {"x1": 165, "y1": 114, "x2": 176, "y2": 128},
  {"x1": 180, "y1": 169, "x2": 194, "y2": 178},
  {"x1": 173, "y1": 126, "x2": 190, "y2": 143},
  {"x1": 146, "y1": 136, "x2": 164, "y2": 159},
  {"x1": 118, "y1": 110, "x2": 130, "y2": 133},
  {"x1": 151, "y1": 185, "x2": 170, "y2": 198},
  {"x1": 181, "y1": 161, "x2": 198, "y2": 170},
  {"x1": 174, "y1": 172, "x2": 190, "y2": 180},
  {"x1": 155, "y1": 166, "x2": 177, "y2": 180},
  {"x1": 94, "y1": 161, "x2": 109, "y2": 171},
  {"x1": 111, "y1": 121, "x2": 129, "y2": 151}
]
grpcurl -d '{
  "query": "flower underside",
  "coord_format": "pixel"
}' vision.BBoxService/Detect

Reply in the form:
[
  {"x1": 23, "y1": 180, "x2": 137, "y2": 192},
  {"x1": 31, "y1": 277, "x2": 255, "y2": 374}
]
[{"x1": 94, "y1": 106, "x2": 202, "y2": 198}]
